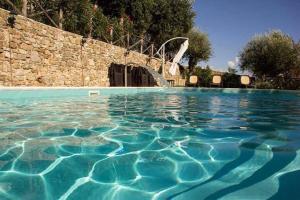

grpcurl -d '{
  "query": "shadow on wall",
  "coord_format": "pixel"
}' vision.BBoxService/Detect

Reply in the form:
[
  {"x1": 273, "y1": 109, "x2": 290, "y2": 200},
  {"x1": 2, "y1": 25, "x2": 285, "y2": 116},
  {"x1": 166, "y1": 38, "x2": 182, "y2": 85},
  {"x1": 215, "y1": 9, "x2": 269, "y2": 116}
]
[{"x1": 108, "y1": 63, "x2": 158, "y2": 87}]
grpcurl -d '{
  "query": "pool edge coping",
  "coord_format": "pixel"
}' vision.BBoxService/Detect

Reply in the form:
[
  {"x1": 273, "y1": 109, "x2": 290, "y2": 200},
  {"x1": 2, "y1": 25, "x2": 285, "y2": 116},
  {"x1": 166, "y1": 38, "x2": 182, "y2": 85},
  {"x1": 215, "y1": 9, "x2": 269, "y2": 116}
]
[
  {"x1": 0, "y1": 87, "x2": 166, "y2": 90},
  {"x1": 0, "y1": 87, "x2": 299, "y2": 93}
]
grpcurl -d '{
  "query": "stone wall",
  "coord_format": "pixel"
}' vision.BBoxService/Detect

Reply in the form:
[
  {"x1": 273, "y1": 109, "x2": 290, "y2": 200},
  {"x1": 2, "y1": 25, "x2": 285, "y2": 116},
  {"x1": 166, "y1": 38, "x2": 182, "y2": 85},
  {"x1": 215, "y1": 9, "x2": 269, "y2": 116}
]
[{"x1": 0, "y1": 8, "x2": 175, "y2": 87}]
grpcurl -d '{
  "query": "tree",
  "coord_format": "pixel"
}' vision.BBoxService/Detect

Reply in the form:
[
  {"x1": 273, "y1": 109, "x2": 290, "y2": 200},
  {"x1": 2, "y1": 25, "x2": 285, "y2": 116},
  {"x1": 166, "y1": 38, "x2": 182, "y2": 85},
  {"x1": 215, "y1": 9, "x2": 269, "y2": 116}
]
[
  {"x1": 295, "y1": 41, "x2": 300, "y2": 73},
  {"x1": 148, "y1": 0, "x2": 194, "y2": 47},
  {"x1": 194, "y1": 66, "x2": 212, "y2": 87},
  {"x1": 61, "y1": 0, "x2": 94, "y2": 36},
  {"x1": 91, "y1": 7, "x2": 110, "y2": 41},
  {"x1": 126, "y1": 0, "x2": 154, "y2": 36},
  {"x1": 21, "y1": 0, "x2": 27, "y2": 16},
  {"x1": 0, "y1": 0, "x2": 198, "y2": 53},
  {"x1": 239, "y1": 31, "x2": 299, "y2": 80},
  {"x1": 97, "y1": 0, "x2": 195, "y2": 50},
  {"x1": 185, "y1": 28, "x2": 212, "y2": 72},
  {"x1": 29, "y1": 0, "x2": 65, "y2": 28},
  {"x1": 227, "y1": 67, "x2": 237, "y2": 74},
  {"x1": 223, "y1": 68, "x2": 240, "y2": 88},
  {"x1": 0, "y1": 0, "x2": 22, "y2": 14},
  {"x1": 97, "y1": 0, "x2": 126, "y2": 18}
]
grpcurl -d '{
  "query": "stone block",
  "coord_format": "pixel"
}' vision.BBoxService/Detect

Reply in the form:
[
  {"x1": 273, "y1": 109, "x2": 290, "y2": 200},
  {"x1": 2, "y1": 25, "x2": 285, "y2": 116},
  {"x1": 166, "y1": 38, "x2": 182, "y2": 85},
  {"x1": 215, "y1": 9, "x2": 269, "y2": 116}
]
[
  {"x1": 30, "y1": 51, "x2": 41, "y2": 62},
  {"x1": 3, "y1": 51, "x2": 10, "y2": 58},
  {"x1": 19, "y1": 49, "x2": 27, "y2": 54},
  {"x1": 16, "y1": 53, "x2": 27, "y2": 60},
  {"x1": 20, "y1": 43, "x2": 32, "y2": 51}
]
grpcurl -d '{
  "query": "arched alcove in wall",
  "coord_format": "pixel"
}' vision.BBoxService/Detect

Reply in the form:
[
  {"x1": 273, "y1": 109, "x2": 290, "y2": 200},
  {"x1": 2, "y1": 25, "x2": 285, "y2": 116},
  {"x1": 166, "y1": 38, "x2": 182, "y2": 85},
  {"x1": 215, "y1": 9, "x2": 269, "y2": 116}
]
[{"x1": 108, "y1": 63, "x2": 158, "y2": 87}]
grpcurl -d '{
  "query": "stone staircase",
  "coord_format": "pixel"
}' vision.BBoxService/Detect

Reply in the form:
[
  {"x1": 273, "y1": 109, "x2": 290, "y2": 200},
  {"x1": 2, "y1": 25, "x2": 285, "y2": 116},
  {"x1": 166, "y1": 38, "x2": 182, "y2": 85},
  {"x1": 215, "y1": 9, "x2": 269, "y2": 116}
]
[{"x1": 138, "y1": 64, "x2": 170, "y2": 87}]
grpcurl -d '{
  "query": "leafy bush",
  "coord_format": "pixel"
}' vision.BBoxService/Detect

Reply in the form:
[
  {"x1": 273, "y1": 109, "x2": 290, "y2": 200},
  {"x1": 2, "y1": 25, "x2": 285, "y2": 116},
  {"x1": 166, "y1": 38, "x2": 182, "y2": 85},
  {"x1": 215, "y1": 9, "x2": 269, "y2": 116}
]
[
  {"x1": 222, "y1": 72, "x2": 240, "y2": 88},
  {"x1": 194, "y1": 66, "x2": 212, "y2": 87}
]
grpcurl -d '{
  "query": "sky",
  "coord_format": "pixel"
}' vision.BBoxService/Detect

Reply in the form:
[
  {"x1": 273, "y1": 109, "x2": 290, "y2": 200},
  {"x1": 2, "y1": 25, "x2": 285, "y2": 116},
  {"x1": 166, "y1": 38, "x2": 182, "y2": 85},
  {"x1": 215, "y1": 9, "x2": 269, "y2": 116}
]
[{"x1": 193, "y1": 0, "x2": 300, "y2": 72}]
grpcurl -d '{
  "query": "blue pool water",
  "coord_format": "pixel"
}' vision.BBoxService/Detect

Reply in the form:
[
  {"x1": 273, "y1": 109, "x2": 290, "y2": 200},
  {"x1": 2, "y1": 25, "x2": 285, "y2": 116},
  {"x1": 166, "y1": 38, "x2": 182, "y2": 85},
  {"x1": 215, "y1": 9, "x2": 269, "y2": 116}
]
[{"x1": 0, "y1": 88, "x2": 300, "y2": 200}]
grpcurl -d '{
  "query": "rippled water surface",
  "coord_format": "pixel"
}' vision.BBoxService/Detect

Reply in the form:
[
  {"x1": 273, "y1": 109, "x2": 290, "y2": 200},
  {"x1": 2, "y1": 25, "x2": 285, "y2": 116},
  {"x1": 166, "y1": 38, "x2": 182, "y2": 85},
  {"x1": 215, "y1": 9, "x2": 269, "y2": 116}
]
[{"x1": 1, "y1": 88, "x2": 300, "y2": 200}]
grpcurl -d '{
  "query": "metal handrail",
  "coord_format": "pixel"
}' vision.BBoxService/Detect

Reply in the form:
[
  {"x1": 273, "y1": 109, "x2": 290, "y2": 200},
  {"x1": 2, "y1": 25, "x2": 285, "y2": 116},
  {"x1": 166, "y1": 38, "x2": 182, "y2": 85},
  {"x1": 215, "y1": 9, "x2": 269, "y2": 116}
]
[
  {"x1": 142, "y1": 45, "x2": 151, "y2": 54},
  {"x1": 112, "y1": 34, "x2": 126, "y2": 46},
  {"x1": 155, "y1": 37, "x2": 188, "y2": 57},
  {"x1": 127, "y1": 39, "x2": 143, "y2": 50}
]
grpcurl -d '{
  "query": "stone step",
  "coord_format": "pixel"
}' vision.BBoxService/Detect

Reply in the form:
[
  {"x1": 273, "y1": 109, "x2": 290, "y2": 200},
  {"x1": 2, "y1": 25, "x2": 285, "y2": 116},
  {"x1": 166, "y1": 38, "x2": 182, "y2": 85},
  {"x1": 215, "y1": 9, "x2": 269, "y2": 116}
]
[{"x1": 139, "y1": 65, "x2": 170, "y2": 87}]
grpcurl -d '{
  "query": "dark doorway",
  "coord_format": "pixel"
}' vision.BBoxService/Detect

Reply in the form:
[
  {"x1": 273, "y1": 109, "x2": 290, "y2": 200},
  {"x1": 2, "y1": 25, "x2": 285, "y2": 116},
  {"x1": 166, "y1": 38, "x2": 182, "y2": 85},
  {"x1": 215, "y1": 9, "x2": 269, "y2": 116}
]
[{"x1": 108, "y1": 63, "x2": 158, "y2": 87}]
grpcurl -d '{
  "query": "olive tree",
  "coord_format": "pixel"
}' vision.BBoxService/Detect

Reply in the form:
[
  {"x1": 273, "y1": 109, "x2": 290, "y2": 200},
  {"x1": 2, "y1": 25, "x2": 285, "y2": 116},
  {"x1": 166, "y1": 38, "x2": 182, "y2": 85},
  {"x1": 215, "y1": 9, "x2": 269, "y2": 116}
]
[
  {"x1": 295, "y1": 41, "x2": 300, "y2": 72},
  {"x1": 185, "y1": 28, "x2": 212, "y2": 72},
  {"x1": 239, "y1": 31, "x2": 299, "y2": 80}
]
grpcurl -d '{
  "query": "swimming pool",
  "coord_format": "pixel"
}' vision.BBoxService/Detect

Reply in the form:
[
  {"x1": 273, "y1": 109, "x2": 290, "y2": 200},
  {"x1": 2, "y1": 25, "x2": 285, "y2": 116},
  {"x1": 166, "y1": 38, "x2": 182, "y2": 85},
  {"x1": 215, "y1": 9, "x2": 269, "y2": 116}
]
[{"x1": 1, "y1": 88, "x2": 300, "y2": 200}]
